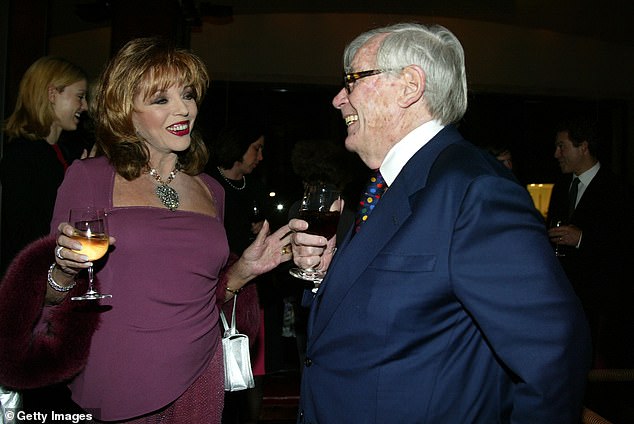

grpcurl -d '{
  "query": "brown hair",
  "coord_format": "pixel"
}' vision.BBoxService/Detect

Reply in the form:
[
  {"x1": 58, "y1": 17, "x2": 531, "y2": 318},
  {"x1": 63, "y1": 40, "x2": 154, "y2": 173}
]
[
  {"x1": 92, "y1": 37, "x2": 210, "y2": 180},
  {"x1": 4, "y1": 57, "x2": 87, "y2": 141}
]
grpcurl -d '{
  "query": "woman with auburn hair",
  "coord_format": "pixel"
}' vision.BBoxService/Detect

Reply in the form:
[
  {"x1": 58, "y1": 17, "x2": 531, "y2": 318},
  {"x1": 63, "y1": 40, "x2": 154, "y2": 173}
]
[
  {"x1": 0, "y1": 37, "x2": 292, "y2": 422},
  {"x1": 1, "y1": 56, "x2": 89, "y2": 275}
]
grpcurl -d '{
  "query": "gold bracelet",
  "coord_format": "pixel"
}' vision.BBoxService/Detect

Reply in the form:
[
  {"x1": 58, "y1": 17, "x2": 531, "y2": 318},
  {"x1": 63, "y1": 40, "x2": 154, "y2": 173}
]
[
  {"x1": 47, "y1": 263, "x2": 77, "y2": 292},
  {"x1": 225, "y1": 286, "x2": 242, "y2": 295}
]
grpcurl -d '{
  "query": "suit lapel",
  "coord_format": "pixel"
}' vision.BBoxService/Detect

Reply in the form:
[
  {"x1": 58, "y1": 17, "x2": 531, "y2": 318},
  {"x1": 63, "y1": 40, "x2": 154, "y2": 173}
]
[
  {"x1": 308, "y1": 126, "x2": 463, "y2": 343},
  {"x1": 569, "y1": 167, "x2": 605, "y2": 220}
]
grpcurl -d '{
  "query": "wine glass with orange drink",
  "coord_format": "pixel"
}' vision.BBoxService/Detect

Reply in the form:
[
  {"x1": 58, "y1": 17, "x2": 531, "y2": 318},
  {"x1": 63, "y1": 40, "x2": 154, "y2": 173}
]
[{"x1": 69, "y1": 207, "x2": 112, "y2": 300}]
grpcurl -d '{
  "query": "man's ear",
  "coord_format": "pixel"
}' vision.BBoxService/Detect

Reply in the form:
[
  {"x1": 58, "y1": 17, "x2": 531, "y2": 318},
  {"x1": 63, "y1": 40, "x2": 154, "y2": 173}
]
[
  {"x1": 398, "y1": 65, "x2": 425, "y2": 108},
  {"x1": 580, "y1": 140, "x2": 590, "y2": 154}
]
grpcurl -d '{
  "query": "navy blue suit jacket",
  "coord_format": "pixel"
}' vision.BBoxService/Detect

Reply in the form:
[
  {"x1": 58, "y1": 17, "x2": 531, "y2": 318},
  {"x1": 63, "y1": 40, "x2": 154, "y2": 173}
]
[{"x1": 298, "y1": 126, "x2": 591, "y2": 423}]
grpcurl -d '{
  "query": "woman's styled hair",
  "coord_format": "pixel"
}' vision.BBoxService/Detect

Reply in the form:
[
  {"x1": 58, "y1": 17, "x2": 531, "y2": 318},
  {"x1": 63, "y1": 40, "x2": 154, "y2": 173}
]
[
  {"x1": 92, "y1": 37, "x2": 210, "y2": 180},
  {"x1": 212, "y1": 122, "x2": 265, "y2": 170},
  {"x1": 343, "y1": 22, "x2": 468, "y2": 125},
  {"x1": 4, "y1": 57, "x2": 87, "y2": 141}
]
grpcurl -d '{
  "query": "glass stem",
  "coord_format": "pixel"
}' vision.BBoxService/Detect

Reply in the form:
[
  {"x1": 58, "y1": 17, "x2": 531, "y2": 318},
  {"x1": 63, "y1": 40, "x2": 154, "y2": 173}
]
[{"x1": 87, "y1": 266, "x2": 96, "y2": 294}]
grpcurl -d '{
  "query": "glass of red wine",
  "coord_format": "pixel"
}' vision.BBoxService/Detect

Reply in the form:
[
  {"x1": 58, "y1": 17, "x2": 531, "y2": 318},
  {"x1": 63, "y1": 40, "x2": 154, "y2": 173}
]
[{"x1": 289, "y1": 182, "x2": 342, "y2": 287}]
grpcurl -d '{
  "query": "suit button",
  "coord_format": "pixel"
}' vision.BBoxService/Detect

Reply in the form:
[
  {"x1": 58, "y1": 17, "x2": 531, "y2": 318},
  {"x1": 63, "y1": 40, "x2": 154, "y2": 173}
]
[{"x1": 304, "y1": 357, "x2": 313, "y2": 367}]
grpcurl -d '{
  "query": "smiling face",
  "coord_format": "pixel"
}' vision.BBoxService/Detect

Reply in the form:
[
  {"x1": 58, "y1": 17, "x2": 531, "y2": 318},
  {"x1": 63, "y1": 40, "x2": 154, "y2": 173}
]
[
  {"x1": 131, "y1": 84, "x2": 197, "y2": 157},
  {"x1": 332, "y1": 34, "x2": 404, "y2": 169},
  {"x1": 554, "y1": 130, "x2": 592, "y2": 175},
  {"x1": 50, "y1": 79, "x2": 88, "y2": 132}
]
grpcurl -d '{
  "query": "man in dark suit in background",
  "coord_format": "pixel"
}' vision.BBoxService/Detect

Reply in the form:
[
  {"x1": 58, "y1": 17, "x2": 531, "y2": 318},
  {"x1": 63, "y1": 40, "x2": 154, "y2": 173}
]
[
  {"x1": 289, "y1": 22, "x2": 591, "y2": 423},
  {"x1": 547, "y1": 117, "x2": 634, "y2": 369}
]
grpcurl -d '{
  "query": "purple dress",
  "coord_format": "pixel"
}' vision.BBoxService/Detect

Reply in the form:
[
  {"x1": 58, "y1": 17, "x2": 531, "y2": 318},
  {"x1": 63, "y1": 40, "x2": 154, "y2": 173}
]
[{"x1": 50, "y1": 157, "x2": 229, "y2": 421}]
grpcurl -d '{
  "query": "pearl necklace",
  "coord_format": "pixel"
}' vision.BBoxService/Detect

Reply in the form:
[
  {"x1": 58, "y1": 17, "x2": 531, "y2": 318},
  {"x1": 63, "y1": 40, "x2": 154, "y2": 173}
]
[
  {"x1": 217, "y1": 166, "x2": 246, "y2": 190},
  {"x1": 149, "y1": 163, "x2": 181, "y2": 211}
]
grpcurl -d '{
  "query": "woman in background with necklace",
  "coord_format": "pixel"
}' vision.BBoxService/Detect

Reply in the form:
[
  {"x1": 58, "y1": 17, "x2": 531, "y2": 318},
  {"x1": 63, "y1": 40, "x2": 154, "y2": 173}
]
[
  {"x1": 0, "y1": 37, "x2": 292, "y2": 423},
  {"x1": 208, "y1": 123, "x2": 269, "y2": 424},
  {"x1": 210, "y1": 124, "x2": 266, "y2": 253}
]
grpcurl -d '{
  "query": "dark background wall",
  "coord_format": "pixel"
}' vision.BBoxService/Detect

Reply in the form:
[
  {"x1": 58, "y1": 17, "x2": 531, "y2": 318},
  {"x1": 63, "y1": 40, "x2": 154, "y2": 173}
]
[{"x1": 2, "y1": 0, "x2": 633, "y2": 207}]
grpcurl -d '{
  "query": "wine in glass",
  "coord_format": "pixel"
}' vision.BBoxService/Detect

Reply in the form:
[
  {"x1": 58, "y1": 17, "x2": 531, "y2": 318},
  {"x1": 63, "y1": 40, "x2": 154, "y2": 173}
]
[
  {"x1": 250, "y1": 200, "x2": 262, "y2": 223},
  {"x1": 289, "y1": 183, "x2": 342, "y2": 288},
  {"x1": 69, "y1": 207, "x2": 112, "y2": 300},
  {"x1": 550, "y1": 219, "x2": 566, "y2": 257},
  {"x1": 248, "y1": 200, "x2": 263, "y2": 241}
]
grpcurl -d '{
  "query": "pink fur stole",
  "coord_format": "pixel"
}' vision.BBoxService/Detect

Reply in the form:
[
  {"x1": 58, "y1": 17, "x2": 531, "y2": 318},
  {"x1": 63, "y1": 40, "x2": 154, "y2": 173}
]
[{"x1": 0, "y1": 236, "x2": 100, "y2": 389}]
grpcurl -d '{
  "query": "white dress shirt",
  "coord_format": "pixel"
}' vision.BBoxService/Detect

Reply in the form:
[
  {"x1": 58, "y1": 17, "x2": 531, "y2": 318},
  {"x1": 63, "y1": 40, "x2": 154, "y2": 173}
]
[
  {"x1": 572, "y1": 161, "x2": 600, "y2": 208},
  {"x1": 380, "y1": 120, "x2": 445, "y2": 187}
]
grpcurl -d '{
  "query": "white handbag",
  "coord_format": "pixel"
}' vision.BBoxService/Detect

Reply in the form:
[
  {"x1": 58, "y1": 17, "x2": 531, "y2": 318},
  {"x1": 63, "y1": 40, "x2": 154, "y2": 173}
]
[
  {"x1": 220, "y1": 294, "x2": 255, "y2": 392},
  {"x1": 0, "y1": 385, "x2": 20, "y2": 423}
]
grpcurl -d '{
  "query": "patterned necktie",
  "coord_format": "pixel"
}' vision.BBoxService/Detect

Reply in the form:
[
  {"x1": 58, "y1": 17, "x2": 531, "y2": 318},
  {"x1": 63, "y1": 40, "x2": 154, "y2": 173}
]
[
  {"x1": 568, "y1": 176, "x2": 580, "y2": 217},
  {"x1": 355, "y1": 169, "x2": 386, "y2": 233}
]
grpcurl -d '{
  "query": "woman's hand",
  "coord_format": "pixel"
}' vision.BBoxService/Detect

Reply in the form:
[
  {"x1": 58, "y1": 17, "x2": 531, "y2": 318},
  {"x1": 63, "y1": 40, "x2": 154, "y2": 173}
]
[
  {"x1": 47, "y1": 222, "x2": 116, "y2": 302},
  {"x1": 54, "y1": 222, "x2": 117, "y2": 274},
  {"x1": 228, "y1": 220, "x2": 293, "y2": 286},
  {"x1": 80, "y1": 144, "x2": 98, "y2": 159},
  {"x1": 54, "y1": 222, "x2": 91, "y2": 275}
]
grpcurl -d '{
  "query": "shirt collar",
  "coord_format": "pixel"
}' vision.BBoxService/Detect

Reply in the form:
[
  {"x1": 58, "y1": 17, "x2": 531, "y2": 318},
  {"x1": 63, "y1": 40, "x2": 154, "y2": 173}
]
[
  {"x1": 379, "y1": 120, "x2": 444, "y2": 186},
  {"x1": 575, "y1": 161, "x2": 600, "y2": 187}
]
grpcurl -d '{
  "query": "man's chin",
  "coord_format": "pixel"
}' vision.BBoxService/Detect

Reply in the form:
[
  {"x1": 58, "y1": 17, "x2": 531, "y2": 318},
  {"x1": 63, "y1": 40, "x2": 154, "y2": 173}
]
[{"x1": 344, "y1": 136, "x2": 358, "y2": 154}]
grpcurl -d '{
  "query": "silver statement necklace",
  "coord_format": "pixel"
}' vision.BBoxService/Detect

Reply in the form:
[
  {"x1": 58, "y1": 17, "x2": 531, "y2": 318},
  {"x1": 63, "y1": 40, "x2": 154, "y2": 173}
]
[
  {"x1": 149, "y1": 164, "x2": 181, "y2": 211},
  {"x1": 217, "y1": 166, "x2": 246, "y2": 190}
]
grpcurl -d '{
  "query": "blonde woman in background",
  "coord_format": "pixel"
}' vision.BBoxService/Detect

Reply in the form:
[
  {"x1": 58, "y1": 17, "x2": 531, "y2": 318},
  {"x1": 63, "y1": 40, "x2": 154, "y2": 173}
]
[
  {"x1": 0, "y1": 57, "x2": 89, "y2": 415},
  {"x1": 1, "y1": 56, "x2": 89, "y2": 276}
]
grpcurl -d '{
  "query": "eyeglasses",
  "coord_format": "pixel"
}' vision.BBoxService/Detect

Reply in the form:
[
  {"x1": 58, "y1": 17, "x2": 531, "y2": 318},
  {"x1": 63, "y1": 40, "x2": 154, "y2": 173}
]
[{"x1": 343, "y1": 69, "x2": 388, "y2": 94}]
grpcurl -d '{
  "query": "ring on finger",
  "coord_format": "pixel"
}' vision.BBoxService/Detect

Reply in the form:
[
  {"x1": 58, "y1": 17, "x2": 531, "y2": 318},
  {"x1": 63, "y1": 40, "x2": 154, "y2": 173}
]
[
  {"x1": 55, "y1": 245, "x2": 64, "y2": 260},
  {"x1": 281, "y1": 244, "x2": 292, "y2": 255}
]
